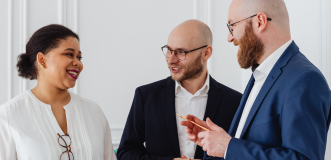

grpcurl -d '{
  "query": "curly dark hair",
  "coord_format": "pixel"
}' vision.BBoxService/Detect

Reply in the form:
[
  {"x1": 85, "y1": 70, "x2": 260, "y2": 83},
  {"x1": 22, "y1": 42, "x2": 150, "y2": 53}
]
[{"x1": 16, "y1": 24, "x2": 79, "y2": 80}]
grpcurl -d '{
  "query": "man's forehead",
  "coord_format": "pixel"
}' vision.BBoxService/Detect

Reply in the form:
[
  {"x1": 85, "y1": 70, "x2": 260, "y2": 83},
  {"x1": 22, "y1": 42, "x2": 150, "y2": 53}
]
[{"x1": 228, "y1": 0, "x2": 243, "y2": 23}]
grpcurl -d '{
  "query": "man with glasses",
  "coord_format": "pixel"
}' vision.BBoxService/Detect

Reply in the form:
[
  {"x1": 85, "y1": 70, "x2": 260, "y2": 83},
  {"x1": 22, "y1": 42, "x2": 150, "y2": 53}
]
[
  {"x1": 182, "y1": 0, "x2": 331, "y2": 160},
  {"x1": 117, "y1": 20, "x2": 242, "y2": 160}
]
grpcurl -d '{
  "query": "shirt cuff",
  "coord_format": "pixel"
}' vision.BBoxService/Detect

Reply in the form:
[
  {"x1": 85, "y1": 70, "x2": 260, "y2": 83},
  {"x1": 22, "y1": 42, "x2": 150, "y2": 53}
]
[{"x1": 224, "y1": 146, "x2": 228, "y2": 159}]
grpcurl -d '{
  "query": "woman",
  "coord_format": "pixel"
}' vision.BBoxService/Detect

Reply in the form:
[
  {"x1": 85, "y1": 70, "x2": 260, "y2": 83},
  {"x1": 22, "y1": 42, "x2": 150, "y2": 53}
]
[{"x1": 0, "y1": 24, "x2": 117, "y2": 160}]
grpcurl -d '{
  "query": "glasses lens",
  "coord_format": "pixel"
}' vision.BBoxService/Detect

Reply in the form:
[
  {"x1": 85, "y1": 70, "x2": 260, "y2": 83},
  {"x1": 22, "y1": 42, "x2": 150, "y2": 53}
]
[
  {"x1": 175, "y1": 50, "x2": 186, "y2": 61},
  {"x1": 60, "y1": 151, "x2": 74, "y2": 160},
  {"x1": 58, "y1": 135, "x2": 72, "y2": 147},
  {"x1": 162, "y1": 47, "x2": 171, "y2": 58},
  {"x1": 227, "y1": 24, "x2": 233, "y2": 36}
]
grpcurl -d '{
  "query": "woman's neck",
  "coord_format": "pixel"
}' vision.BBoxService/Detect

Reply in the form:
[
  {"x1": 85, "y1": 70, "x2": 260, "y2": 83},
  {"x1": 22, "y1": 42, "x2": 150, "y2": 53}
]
[{"x1": 31, "y1": 82, "x2": 70, "y2": 107}]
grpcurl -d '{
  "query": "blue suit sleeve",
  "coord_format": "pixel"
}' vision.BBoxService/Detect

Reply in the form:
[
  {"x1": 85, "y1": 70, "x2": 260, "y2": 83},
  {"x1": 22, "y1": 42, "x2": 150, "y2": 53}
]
[
  {"x1": 117, "y1": 88, "x2": 175, "y2": 160},
  {"x1": 222, "y1": 70, "x2": 331, "y2": 160}
]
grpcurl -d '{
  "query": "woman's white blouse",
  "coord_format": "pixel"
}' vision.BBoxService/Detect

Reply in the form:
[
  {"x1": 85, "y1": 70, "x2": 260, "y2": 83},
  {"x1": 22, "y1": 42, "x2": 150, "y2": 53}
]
[{"x1": 0, "y1": 90, "x2": 117, "y2": 160}]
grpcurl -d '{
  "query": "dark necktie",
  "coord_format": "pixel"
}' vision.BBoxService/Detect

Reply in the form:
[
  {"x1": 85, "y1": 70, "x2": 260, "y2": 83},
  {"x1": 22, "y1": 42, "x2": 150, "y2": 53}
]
[{"x1": 251, "y1": 64, "x2": 259, "y2": 72}]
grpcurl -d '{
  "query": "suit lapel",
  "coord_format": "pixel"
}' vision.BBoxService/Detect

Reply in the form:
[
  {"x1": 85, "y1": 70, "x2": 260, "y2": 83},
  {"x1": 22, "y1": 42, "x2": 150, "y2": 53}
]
[
  {"x1": 228, "y1": 75, "x2": 255, "y2": 137},
  {"x1": 203, "y1": 76, "x2": 222, "y2": 121},
  {"x1": 239, "y1": 41, "x2": 300, "y2": 138},
  {"x1": 161, "y1": 77, "x2": 180, "y2": 157},
  {"x1": 194, "y1": 76, "x2": 222, "y2": 158}
]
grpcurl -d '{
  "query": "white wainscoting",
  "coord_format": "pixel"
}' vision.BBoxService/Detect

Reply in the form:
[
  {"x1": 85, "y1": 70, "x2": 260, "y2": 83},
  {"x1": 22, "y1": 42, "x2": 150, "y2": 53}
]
[{"x1": 0, "y1": 0, "x2": 330, "y2": 157}]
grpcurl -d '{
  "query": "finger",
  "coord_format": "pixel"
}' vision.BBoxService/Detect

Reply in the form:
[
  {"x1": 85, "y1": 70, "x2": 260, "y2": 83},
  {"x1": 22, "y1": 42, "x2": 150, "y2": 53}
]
[
  {"x1": 200, "y1": 138, "x2": 206, "y2": 146},
  {"x1": 206, "y1": 117, "x2": 220, "y2": 131},
  {"x1": 181, "y1": 121, "x2": 194, "y2": 128},
  {"x1": 186, "y1": 115, "x2": 209, "y2": 130},
  {"x1": 187, "y1": 134, "x2": 196, "y2": 141},
  {"x1": 186, "y1": 127, "x2": 193, "y2": 134},
  {"x1": 181, "y1": 155, "x2": 186, "y2": 158},
  {"x1": 197, "y1": 131, "x2": 206, "y2": 139},
  {"x1": 192, "y1": 117, "x2": 208, "y2": 128},
  {"x1": 186, "y1": 114, "x2": 196, "y2": 120},
  {"x1": 202, "y1": 144, "x2": 208, "y2": 151}
]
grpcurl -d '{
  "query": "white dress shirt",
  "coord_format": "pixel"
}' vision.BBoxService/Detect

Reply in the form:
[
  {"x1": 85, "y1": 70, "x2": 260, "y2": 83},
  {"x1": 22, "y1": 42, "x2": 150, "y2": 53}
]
[
  {"x1": 0, "y1": 90, "x2": 117, "y2": 160},
  {"x1": 224, "y1": 39, "x2": 293, "y2": 159},
  {"x1": 175, "y1": 74, "x2": 210, "y2": 159}
]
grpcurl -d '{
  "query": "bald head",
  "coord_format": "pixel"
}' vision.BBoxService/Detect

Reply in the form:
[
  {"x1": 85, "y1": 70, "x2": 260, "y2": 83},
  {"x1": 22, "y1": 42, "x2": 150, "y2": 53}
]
[
  {"x1": 230, "y1": 0, "x2": 290, "y2": 32},
  {"x1": 168, "y1": 19, "x2": 213, "y2": 48}
]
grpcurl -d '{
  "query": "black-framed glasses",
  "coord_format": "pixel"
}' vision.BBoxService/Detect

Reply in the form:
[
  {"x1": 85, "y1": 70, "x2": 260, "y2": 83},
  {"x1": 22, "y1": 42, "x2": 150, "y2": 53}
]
[
  {"x1": 227, "y1": 14, "x2": 272, "y2": 36},
  {"x1": 161, "y1": 45, "x2": 208, "y2": 61},
  {"x1": 57, "y1": 133, "x2": 74, "y2": 160}
]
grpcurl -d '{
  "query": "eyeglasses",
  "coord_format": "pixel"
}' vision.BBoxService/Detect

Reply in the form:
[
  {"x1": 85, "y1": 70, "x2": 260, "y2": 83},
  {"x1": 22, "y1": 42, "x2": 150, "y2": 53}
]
[
  {"x1": 227, "y1": 14, "x2": 272, "y2": 36},
  {"x1": 57, "y1": 133, "x2": 74, "y2": 160},
  {"x1": 161, "y1": 45, "x2": 208, "y2": 61}
]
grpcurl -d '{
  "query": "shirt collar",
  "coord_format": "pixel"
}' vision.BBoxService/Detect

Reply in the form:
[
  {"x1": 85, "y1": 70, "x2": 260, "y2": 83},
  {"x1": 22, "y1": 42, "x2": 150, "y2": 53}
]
[
  {"x1": 253, "y1": 39, "x2": 293, "y2": 80},
  {"x1": 175, "y1": 72, "x2": 210, "y2": 95}
]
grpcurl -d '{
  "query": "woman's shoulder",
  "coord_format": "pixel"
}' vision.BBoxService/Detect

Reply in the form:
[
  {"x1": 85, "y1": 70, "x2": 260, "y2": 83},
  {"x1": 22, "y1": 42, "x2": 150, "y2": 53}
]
[
  {"x1": 70, "y1": 92, "x2": 103, "y2": 111},
  {"x1": 0, "y1": 91, "x2": 31, "y2": 109}
]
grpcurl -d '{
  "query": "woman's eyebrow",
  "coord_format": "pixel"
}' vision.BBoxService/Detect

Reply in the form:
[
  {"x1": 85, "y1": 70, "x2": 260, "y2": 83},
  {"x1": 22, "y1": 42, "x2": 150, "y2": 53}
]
[
  {"x1": 64, "y1": 48, "x2": 75, "y2": 52},
  {"x1": 64, "y1": 48, "x2": 82, "y2": 54}
]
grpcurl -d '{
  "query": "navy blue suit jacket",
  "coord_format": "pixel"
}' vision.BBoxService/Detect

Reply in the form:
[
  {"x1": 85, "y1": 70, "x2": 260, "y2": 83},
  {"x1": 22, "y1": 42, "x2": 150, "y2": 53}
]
[
  {"x1": 204, "y1": 41, "x2": 331, "y2": 160},
  {"x1": 117, "y1": 76, "x2": 242, "y2": 160}
]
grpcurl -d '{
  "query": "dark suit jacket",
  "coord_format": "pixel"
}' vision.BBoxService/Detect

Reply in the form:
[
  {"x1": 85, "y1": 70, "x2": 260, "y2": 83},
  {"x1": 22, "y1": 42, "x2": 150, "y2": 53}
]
[
  {"x1": 204, "y1": 41, "x2": 331, "y2": 160},
  {"x1": 117, "y1": 76, "x2": 242, "y2": 160}
]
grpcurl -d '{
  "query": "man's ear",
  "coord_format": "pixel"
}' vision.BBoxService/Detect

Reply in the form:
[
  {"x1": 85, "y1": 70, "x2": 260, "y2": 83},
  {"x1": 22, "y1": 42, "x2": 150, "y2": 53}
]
[
  {"x1": 203, "y1": 46, "x2": 213, "y2": 61},
  {"x1": 255, "y1": 12, "x2": 269, "y2": 33},
  {"x1": 36, "y1": 52, "x2": 46, "y2": 68}
]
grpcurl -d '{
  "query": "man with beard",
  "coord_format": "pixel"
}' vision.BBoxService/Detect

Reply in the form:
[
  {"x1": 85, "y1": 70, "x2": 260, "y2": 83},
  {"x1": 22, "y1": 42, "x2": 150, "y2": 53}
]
[
  {"x1": 117, "y1": 20, "x2": 242, "y2": 160},
  {"x1": 181, "y1": 0, "x2": 331, "y2": 160}
]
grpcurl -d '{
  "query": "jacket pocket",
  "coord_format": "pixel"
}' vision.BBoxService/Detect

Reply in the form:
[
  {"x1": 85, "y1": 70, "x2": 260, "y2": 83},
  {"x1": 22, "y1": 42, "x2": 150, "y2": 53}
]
[{"x1": 251, "y1": 114, "x2": 280, "y2": 127}]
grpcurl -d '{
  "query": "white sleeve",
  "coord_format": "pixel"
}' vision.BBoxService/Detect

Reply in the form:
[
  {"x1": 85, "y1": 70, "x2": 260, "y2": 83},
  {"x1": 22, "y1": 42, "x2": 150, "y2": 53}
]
[
  {"x1": 224, "y1": 146, "x2": 228, "y2": 159},
  {"x1": 102, "y1": 113, "x2": 117, "y2": 160},
  {"x1": 0, "y1": 105, "x2": 17, "y2": 160}
]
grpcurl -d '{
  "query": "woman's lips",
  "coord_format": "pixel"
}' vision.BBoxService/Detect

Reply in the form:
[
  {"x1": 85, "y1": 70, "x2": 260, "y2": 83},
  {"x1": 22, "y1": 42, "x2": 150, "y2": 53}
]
[{"x1": 67, "y1": 70, "x2": 78, "y2": 79}]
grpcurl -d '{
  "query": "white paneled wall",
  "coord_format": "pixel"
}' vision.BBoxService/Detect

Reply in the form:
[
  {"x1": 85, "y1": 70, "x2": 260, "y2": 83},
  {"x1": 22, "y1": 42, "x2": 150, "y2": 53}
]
[{"x1": 0, "y1": 0, "x2": 330, "y2": 157}]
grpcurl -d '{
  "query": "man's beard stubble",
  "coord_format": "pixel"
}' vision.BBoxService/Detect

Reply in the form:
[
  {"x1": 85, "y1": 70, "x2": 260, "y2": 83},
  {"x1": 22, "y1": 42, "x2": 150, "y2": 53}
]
[
  {"x1": 170, "y1": 53, "x2": 203, "y2": 82},
  {"x1": 237, "y1": 20, "x2": 265, "y2": 69}
]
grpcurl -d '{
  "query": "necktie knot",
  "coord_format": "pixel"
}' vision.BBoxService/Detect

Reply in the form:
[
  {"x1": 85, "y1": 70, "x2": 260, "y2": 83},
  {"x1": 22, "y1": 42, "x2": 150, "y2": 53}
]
[{"x1": 251, "y1": 64, "x2": 259, "y2": 72}]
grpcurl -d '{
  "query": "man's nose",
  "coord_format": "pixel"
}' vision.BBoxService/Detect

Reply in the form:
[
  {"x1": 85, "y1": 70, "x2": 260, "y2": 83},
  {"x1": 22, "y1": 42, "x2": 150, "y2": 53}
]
[
  {"x1": 168, "y1": 52, "x2": 179, "y2": 64},
  {"x1": 227, "y1": 32, "x2": 234, "y2": 42}
]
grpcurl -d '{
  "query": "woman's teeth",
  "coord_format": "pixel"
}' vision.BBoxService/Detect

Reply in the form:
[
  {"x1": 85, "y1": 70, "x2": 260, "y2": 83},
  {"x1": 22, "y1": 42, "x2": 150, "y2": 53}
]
[
  {"x1": 173, "y1": 68, "x2": 179, "y2": 70},
  {"x1": 68, "y1": 71, "x2": 77, "y2": 76}
]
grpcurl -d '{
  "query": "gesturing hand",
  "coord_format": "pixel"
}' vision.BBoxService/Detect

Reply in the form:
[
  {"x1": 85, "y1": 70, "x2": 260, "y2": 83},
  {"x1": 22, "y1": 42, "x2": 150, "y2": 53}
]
[
  {"x1": 198, "y1": 118, "x2": 232, "y2": 158},
  {"x1": 180, "y1": 114, "x2": 210, "y2": 147}
]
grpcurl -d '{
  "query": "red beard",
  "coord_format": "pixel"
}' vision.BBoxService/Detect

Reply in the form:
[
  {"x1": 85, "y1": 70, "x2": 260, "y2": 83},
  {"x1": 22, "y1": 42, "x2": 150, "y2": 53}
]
[{"x1": 237, "y1": 20, "x2": 265, "y2": 69}]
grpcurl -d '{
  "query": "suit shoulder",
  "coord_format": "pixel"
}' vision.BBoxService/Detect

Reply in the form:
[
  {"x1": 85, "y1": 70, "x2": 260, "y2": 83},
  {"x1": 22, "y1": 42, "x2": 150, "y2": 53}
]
[
  {"x1": 287, "y1": 52, "x2": 321, "y2": 75},
  {"x1": 215, "y1": 81, "x2": 242, "y2": 98},
  {"x1": 136, "y1": 77, "x2": 171, "y2": 93}
]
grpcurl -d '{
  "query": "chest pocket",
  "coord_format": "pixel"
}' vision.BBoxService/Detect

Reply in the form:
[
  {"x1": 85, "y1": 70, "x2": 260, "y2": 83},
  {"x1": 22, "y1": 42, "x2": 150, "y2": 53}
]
[
  {"x1": 251, "y1": 114, "x2": 280, "y2": 127},
  {"x1": 245, "y1": 114, "x2": 282, "y2": 147}
]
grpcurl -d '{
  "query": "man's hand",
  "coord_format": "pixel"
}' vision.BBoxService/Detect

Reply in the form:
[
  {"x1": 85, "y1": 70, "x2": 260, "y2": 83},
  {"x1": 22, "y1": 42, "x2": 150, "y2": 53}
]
[
  {"x1": 173, "y1": 155, "x2": 201, "y2": 160},
  {"x1": 198, "y1": 118, "x2": 232, "y2": 157},
  {"x1": 180, "y1": 114, "x2": 210, "y2": 147}
]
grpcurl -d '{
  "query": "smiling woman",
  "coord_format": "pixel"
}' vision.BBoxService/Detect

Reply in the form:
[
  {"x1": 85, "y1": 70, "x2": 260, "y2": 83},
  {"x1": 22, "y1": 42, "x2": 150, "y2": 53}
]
[{"x1": 0, "y1": 24, "x2": 117, "y2": 160}]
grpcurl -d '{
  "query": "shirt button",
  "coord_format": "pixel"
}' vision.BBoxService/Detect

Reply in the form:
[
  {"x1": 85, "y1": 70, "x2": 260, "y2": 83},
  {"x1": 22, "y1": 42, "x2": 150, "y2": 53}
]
[{"x1": 187, "y1": 141, "x2": 191, "y2": 145}]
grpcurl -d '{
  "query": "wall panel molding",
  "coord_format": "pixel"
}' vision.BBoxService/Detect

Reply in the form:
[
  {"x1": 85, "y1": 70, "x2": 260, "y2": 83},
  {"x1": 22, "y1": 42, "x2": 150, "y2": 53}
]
[
  {"x1": 110, "y1": 126, "x2": 124, "y2": 146},
  {"x1": 7, "y1": 0, "x2": 12, "y2": 101},
  {"x1": 193, "y1": 0, "x2": 198, "y2": 19},
  {"x1": 58, "y1": 0, "x2": 66, "y2": 26},
  {"x1": 19, "y1": 0, "x2": 27, "y2": 93},
  {"x1": 206, "y1": 0, "x2": 213, "y2": 75},
  {"x1": 321, "y1": 0, "x2": 331, "y2": 85},
  {"x1": 73, "y1": 0, "x2": 78, "y2": 95}
]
